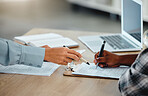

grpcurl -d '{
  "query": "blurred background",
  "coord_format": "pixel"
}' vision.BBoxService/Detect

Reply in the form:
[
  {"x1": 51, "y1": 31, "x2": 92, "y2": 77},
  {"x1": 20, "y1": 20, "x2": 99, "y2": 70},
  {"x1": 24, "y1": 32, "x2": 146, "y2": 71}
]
[{"x1": 0, "y1": 0, "x2": 148, "y2": 39}]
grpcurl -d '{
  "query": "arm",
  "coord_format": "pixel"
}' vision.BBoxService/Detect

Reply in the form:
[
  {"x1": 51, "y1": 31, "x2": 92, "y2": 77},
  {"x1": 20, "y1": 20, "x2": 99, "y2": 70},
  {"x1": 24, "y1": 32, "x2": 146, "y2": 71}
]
[
  {"x1": 119, "y1": 48, "x2": 148, "y2": 96},
  {"x1": 94, "y1": 50, "x2": 138, "y2": 67},
  {"x1": 0, "y1": 38, "x2": 45, "y2": 67},
  {"x1": 0, "y1": 38, "x2": 81, "y2": 67},
  {"x1": 118, "y1": 54, "x2": 138, "y2": 66}
]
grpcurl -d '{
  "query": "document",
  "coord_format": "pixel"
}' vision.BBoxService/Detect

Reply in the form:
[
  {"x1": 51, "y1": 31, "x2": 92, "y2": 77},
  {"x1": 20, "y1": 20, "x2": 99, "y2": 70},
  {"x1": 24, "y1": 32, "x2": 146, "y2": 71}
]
[
  {"x1": 14, "y1": 33, "x2": 63, "y2": 44},
  {"x1": 72, "y1": 63, "x2": 129, "y2": 79},
  {"x1": 0, "y1": 62, "x2": 60, "y2": 76},
  {"x1": 29, "y1": 37, "x2": 78, "y2": 48},
  {"x1": 14, "y1": 33, "x2": 79, "y2": 48}
]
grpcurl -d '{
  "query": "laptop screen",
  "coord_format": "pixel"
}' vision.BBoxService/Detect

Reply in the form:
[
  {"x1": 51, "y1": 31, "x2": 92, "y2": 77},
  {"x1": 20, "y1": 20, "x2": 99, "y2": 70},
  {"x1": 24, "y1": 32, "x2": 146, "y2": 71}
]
[{"x1": 123, "y1": 0, "x2": 141, "y2": 42}]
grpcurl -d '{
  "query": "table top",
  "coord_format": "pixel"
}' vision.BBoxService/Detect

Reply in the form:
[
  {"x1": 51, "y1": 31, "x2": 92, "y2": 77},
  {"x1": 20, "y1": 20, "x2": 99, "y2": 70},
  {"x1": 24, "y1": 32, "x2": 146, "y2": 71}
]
[{"x1": 0, "y1": 28, "x2": 140, "y2": 96}]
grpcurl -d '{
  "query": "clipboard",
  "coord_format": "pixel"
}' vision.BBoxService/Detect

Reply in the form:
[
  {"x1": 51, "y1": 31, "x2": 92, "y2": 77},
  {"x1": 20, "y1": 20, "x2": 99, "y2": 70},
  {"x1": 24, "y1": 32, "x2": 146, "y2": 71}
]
[
  {"x1": 63, "y1": 71, "x2": 119, "y2": 80},
  {"x1": 63, "y1": 63, "x2": 129, "y2": 80}
]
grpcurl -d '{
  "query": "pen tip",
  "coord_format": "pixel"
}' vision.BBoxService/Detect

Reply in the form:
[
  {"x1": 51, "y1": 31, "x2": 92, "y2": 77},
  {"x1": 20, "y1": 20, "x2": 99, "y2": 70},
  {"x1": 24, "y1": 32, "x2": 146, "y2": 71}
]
[
  {"x1": 86, "y1": 62, "x2": 90, "y2": 65},
  {"x1": 103, "y1": 41, "x2": 106, "y2": 44}
]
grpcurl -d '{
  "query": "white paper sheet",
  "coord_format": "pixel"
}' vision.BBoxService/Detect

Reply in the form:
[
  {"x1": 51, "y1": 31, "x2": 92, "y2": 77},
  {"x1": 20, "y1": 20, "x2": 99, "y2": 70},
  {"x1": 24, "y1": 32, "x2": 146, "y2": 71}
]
[
  {"x1": 72, "y1": 63, "x2": 129, "y2": 79},
  {"x1": 0, "y1": 62, "x2": 60, "y2": 76},
  {"x1": 14, "y1": 33, "x2": 63, "y2": 44},
  {"x1": 29, "y1": 37, "x2": 79, "y2": 48}
]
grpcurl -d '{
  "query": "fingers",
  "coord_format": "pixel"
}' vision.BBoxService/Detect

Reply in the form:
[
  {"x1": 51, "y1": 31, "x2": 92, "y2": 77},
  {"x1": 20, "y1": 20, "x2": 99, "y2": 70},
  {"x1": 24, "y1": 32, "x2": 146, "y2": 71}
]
[
  {"x1": 94, "y1": 56, "x2": 119, "y2": 68},
  {"x1": 59, "y1": 57, "x2": 74, "y2": 65},
  {"x1": 57, "y1": 58, "x2": 73, "y2": 65},
  {"x1": 44, "y1": 47, "x2": 81, "y2": 65},
  {"x1": 66, "y1": 53, "x2": 80, "y2": 61},
  {"x1": 61, "y1": 61, "x2": 68, "y2": 65},
  {"x1": 62, "y1": 48, "x2": 81, "y2": 61},
  {"x1": 94, "y1": 57, "x2": 107, "y2": 67},
  {"x1": 98, "y1": 64, "x2": 107, "y2": 68},
  {"x1": 64, "y1": 58, "x2": 73, "y2": 63},
  {"x1": 95, "y1": 52, "x2": 100, "y2": 59},
  {"x1": 95, "y1": 63, "x2": 119, "y2": 68},
  {"x1": 67, "y1": 49, "x2": 82, "y2": 58},
  {"x1": 94, "y1": 50, "x2": 108, "y2": 59},
  {"x1": 95, "y1": 57, "x2": 106, "y2": 64}
]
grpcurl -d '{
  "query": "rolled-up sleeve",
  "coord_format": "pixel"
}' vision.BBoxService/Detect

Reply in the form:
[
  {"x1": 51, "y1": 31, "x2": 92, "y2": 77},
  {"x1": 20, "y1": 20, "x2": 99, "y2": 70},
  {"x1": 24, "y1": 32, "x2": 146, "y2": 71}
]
[{"x1": 0, "y1": 38, "x2": 45, "y2": 67}]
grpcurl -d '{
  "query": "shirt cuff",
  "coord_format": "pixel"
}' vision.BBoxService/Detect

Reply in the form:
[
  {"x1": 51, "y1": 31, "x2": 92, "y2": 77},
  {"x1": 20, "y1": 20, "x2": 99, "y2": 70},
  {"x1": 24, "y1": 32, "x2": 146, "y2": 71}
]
[{"x1": 19, "y1": 46, "x2": 45, "y2": 68}]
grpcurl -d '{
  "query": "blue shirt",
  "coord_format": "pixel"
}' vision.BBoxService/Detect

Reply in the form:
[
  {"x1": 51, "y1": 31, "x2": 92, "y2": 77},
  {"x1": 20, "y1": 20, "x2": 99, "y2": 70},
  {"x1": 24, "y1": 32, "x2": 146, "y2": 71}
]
[{"x1": 0, "y1": 38, "x2": 45, "y2": 67}]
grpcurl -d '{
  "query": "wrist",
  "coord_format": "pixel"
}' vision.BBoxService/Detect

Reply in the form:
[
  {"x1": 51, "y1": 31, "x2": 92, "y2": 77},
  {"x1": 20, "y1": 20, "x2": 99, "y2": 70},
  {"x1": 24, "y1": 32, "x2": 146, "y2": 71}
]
[
  {"x1": 44, "y1": 48, "x2": 49, "y2": 61},
  {"x1": 118, "y1": 54, "x2": 137, "y2": 66}
]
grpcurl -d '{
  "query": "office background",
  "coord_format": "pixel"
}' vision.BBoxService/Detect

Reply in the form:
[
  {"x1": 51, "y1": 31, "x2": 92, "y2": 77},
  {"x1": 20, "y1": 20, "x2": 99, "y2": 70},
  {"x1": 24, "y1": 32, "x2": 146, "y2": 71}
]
[{"x1": 0, "y1": 0, "x2": 148, "y2": 39}]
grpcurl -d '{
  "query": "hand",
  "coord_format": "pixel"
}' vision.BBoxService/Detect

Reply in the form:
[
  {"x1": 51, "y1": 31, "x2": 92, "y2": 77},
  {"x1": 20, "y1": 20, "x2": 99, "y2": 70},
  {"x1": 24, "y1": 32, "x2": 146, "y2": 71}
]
[
  {"x1": 94, "y1": 50, "x2": 120, "y2": 68},
  {"x1": 42, "y1": 45, "x2": 82, "y2": 65}
]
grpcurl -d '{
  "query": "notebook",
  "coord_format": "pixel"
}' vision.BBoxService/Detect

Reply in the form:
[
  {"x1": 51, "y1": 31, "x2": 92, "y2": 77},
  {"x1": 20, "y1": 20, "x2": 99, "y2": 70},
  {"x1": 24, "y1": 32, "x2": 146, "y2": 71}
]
[
  {"x1": 78, "y1": 0, "x2": 143, "y2": 52},
  {"x1": 14, "y1": 33, "x2": 79, "y2": 48},
  {"x1": 64, "y1": 62, "x2": 129, "y2": 79}
]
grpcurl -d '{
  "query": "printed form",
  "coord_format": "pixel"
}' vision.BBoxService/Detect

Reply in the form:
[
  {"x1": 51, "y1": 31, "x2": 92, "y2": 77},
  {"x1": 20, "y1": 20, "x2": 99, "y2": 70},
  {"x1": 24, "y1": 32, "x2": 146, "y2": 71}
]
[{"x1": 72, "y1": 63, "x2": 129, "y2": 79}]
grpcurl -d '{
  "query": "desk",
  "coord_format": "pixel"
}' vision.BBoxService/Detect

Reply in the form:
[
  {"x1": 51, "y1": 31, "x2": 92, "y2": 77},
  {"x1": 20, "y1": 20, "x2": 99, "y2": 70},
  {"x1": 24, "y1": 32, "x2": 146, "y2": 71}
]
[{"x1": 0, "y1": 28, "x2": 140, "y2": 96}]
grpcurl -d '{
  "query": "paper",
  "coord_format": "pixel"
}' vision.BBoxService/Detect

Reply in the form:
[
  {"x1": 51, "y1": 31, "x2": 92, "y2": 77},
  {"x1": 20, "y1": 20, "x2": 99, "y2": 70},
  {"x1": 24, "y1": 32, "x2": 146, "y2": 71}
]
[
  {"x1": 72, "y1": 63, "x2": 129, "y2": 79},
  {"x1": 29, "y1": 37, "x2": 79, "y2": 48},
  {"x1": 14, "y1": 33, "x2": 79, "y2": 48},
  {"x1": 0, "y1": 62, "x2": 60, "y2": 76},
  {"x1": 14, "y1": 33, "x2": 63, "y2": 44},
  {"x1": 76, "y1": 49, "x2": 85, "y2": 54}
]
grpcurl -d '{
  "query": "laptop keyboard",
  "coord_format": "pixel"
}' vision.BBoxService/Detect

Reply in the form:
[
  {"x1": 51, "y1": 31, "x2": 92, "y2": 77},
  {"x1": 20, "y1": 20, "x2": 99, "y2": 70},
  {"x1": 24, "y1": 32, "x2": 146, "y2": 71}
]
[
  {"x1": 100, "y1": 35, "x2": 135, "y2": 49},
  {"x1": 130, "y1": 33, "x2": 141, "y2": 42}
]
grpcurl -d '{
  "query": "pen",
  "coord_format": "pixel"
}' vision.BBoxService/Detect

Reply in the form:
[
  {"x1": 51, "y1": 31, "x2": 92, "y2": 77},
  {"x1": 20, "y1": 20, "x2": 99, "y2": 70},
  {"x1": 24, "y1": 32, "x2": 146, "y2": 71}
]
[
  {"x1": 96, "y1": 41, "x2": 106, "y2": 69},
  {"x1": 80, "y1": 57, "x2": 90, "y2": 65},
  {"x1": 63, "y1": 45, "x2": 90, "y2": 65}
]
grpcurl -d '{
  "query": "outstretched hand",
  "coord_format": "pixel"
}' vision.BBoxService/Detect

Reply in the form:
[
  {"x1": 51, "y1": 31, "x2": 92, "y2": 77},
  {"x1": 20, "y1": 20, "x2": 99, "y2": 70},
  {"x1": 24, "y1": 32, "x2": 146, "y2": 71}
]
[{"x1": 42, "y1": 45, "x2": 82, "y2": 65}]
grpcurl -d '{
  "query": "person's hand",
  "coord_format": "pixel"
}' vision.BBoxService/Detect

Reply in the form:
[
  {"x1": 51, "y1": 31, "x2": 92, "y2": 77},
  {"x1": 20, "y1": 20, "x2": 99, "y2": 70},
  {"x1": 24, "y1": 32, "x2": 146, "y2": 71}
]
[
  {"x1": 42, "y1": 46, "x2": 82, "y2": 65},
  {"x1": 94, "y1": 50, "x2": 120, "y2": 68}
]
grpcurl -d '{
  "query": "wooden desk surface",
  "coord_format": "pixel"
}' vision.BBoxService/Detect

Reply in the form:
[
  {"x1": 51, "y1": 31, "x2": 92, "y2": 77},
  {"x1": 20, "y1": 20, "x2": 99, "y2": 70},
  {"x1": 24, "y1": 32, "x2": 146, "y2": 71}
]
[{"x1": 0, "y1": 28, "x2": 140, "y2": 96}]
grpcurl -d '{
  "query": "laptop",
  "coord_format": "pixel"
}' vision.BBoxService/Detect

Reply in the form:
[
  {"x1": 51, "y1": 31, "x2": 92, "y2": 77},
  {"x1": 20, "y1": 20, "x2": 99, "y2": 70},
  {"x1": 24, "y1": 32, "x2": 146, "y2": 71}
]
[{"x1": 78, "y1": 0, "x2": 143, "y2": 53}]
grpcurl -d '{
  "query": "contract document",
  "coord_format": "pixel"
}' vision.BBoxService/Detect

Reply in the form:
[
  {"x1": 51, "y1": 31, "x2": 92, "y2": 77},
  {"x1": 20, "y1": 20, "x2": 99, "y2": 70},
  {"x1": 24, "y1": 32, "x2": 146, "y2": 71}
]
[{"x1": 72, "y1": 63, "x2": 129, "y2": 79}]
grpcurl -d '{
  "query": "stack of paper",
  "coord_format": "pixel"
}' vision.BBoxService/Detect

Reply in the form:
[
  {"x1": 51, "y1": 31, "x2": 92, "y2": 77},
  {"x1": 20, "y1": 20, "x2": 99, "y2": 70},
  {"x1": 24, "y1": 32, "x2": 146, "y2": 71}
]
[{"x1": 14, "y1": 33, "x2": 79, "y2": 48}]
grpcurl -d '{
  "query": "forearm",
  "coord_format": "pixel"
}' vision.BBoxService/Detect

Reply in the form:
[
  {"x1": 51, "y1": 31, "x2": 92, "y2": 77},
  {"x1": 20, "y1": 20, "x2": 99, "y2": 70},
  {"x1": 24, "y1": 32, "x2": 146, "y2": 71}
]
[
  {"x1": 119, "y1": 48, "x2": 148, "y2": 96},
  {"x1": 0, "y1": 38, "x2": 45, "y2": 67},
  {"x1": 119, "y1": 54, "x2": 138, "y2": 66}
]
